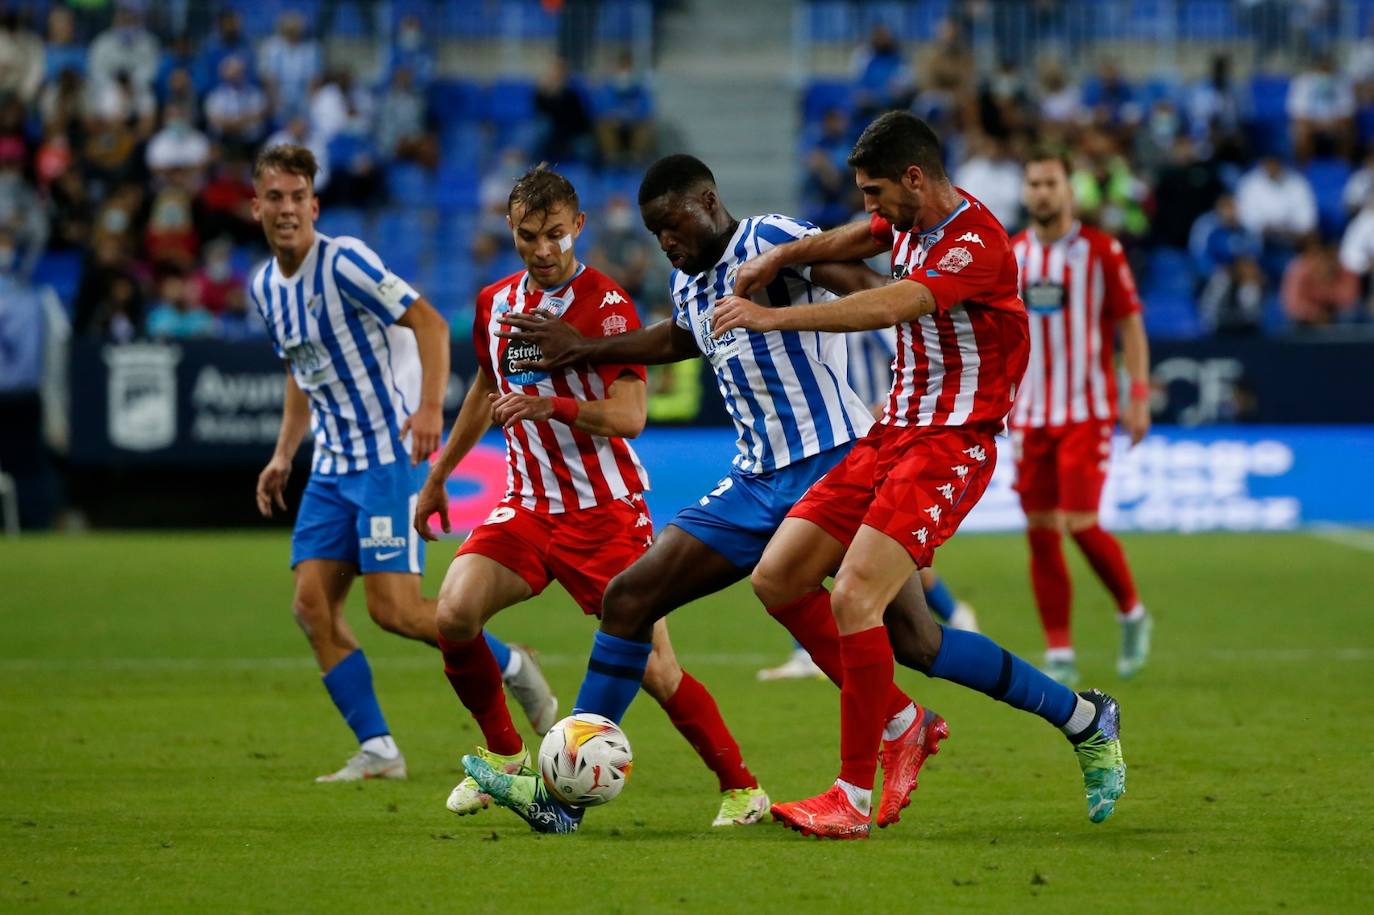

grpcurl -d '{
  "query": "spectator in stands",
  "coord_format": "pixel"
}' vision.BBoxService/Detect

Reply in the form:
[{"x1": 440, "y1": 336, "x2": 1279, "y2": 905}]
[
  {"x1": 589, "y1": 194, "x2": 655, "y2": 304},
  {"x1": 375, "y1": 66, "x2": 437, "y2": 170},
  {"x1": 46, "y1": 164, "x2": 93, "y2": 251},
  {"x1": 146, "y1": 270, "x2": 216, "y2": 339},
  {"x1": 145, "y1": 102, "x2": 211, "y2": 180},
  {"x1": 595, "y1": 52, "x2": 655, "y2": 168},
  {"x1": 41, "y1": 7, "x2": 85, "y2": 82},
  {"x1": 0, "y1": 93, "x2": 27, "y2": 158},
  {"x1": 144, "y1": 179, "x2": 200, "y2": 272},
  {"x1": 1281, "y1": 233, "x2": 1359, "y2": 325},
  {"x1": 73, "y1": 235, "x2": 143, "y2": 342},
  {"x1": 850, "y1": 24, "x2": 910, "y2": 123},
  {"x1": 37, "y1": 67, "x2": 84, "y2": 139},
  {"x1": 1084, "y1": 60, "x2": 1139, "y2": 128},
  {"x1": 1037, "y1": 61, "x2": 1084, "y2": 127},
  {"x1": 1190, "y1": 193, "x2": 1265, "y2": 335},
  {"x1": 0, "y1": 11, "x2": 44, "y2": 106},
  {"x1": 914, "y1": 18, "x2": 972, "y2": 123},
  {"x1": 156, "y1": 36, "x2": 203, "y2": 104},
  {"x1": 257, "y1": 12, "x2": 322, "y2": 120},
  {"x1": 198, "y1": 153, "x2": 258, "y2": 244},
  {"x1": 955, "y1": 133, "x2": 1023, "y2": 230},
  {"x1": 1342, "y1": 147, "x2": 1374, "y2": 216},
  {"x1": 802, "y1": 108, "x2": 858, "y2": 230},
  {"x1": 84, "y1": 67, "x2": 157, "y2": 143},
  {"x1": 191, "y1": 237, "x2": 243, "y2": 316},
  {"x1": 310, "y1": 68, "x2": 373, "y2": 143},
  {"x1": 1072, "y1": 128, "x2": 1149, "y2": 244},
  {"x1": 979, "y1": 59, "x2": 1033, "y2": 138},
  {"x1": 380, "y1": 14, "x2": 434, "y2": 91},
  {"x1": 264, "y1": 115, "x2": 330, "y2": 192},
  {"x1": 205, "y1": 56, "x2": 267, "y2": 154},
  {"x1": 160, "y1": 67, "x2": 200, "y2": 122},
  {"x1": 87, "y1": 4, "x2": 159, "y2": 98},
  {"x1": 323, "y1": 124, "x2": 384, "y2": 210},
  {"x1": 0, "y1": 137, "x2": 48, "y2": 280},
  {"x1": 533, "y1": 56, "x2": 594, "y2": 165},
  {"x1": 1235, "y1": 155, "x2": 1318, "y2": 257},
  {"x1": 195, "y1": 9, "x2": 253, "y2": 91},
  {"x1": 1338, "y1": 183, "x2": 1374, "y2": 314},
  {"x1": 1152, "y1": 134, "x2": 1225, "y2": 250},
  {"x1": 1185, "y1": 55, "x2": 1244, "y2": 147},
  {"x1": 1287, "y1": 52, "x2": 1355, "y2": 161},
  {"x1": 1133, "y1": 98, "x2": 1184, "y2": 177}
]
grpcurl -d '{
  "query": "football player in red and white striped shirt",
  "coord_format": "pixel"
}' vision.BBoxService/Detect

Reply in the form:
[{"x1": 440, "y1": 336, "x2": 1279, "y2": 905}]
[
  {"x1": 413, "y1": 166, "x2": 763, "y2": 831},
  {"x1": 718, "y1": 113, "x2": 1127, "y2": 837},
  {"x1": 1010, "y1": 147, "x2": 1153, "y2": 686}
]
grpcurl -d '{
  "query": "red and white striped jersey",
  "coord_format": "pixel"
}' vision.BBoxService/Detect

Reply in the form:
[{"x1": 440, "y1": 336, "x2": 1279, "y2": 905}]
[
  {"x1": 872, "y1": 191, "x2": 1029, "y2": 430},
  {"x1": 1008, "y1": 222, "x2": 1141, "y2": 429},
  {"x1": 473, "y1": 265, "x2": 649, "y2": 514}
]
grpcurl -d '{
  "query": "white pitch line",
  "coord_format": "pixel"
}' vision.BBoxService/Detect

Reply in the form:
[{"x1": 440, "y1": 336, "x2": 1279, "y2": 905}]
[
  {"x1": 1, "y1": 648, "x2": 1372, "y2": 673},
  {"x1": 1306, "y1": 524, "x2": 1374, "y2": 555}
]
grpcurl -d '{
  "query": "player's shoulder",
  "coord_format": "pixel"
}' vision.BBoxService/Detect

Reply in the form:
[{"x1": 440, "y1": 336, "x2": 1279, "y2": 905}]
[
  {"x1": 953, "y1": 195, "x2": 1011, "y2": 244},
  {"x1": 572, "y1": 265, "x2": 633, "y2": 308},
  {"x1": 323, "y1": 233, "x2": 374, "y2": 259},
  {"x1": 752, "y1": 213, "x2": 820, "y2": 243},
  {"x1": 477, "y1": 269, "x2": 525, "y2": 307},
  {"x1": 1077, "y1": 224, "x2": 1126, "y2": 258}
]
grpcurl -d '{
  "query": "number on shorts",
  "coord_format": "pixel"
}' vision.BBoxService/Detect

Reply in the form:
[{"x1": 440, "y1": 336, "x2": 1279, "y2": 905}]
[{"x1": 698, "y1": 476, "x2": 733, "y2": 505}]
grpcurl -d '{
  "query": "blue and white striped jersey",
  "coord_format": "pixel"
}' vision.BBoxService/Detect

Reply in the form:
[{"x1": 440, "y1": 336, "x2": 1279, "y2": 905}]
[
  {"x1": 670, "y1": 214, "x2": 873, "y2": 475},
  {"x1": 845, "y1": 327, "x2": 897, "y2": 410},
  {"x1": 250, "y1": 233, "x2": 422, "y2": 476}
]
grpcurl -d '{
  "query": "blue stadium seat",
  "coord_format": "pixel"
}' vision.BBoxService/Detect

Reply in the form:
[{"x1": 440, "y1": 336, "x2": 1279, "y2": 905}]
[
  {"x1": 1177, "y1": 0, "x2": 1239, "y2": 40},
  {"x1": 802, "y1": 79, "x2": 855, "y2": 125},
  {"x1": 428, "y1": 79, "x2": 482, "y2": 123},
  {"x1": 1305, "y1": 158, "x2": 1354, "y2": 240},
  {"x1": 482, "y1": 79, "x2": 536, "y2": 127},
  {"x1": 805, "y1": 2, "x2": 859, "y2": 44},
  {"x1": 386, "y1": 162, "x2": 431, "y2": 208},
  {"x1": 31, "y1": 249, "x2": 82, "y2": 311},
  {"x1": 1246, "y1": 74, "x2": 1292, "y2": 158},
  {"x1": 316, "y1": 206, "x2": 367, "y2": 240}
]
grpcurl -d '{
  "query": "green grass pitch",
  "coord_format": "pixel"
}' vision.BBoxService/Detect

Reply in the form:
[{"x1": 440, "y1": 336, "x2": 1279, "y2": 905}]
[{"x1": 3, "y1": 531, "x2": 1371, "y2": 912}]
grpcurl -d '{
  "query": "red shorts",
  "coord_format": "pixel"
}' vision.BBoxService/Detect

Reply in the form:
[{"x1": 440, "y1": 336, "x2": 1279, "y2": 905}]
[
  {"x1": 788, "y1": 423, "x2": 998, "y2": 568},
  {"x1": 1012, "y1": 421, "x2": 1114, "y2": 513},
  {"x1": 456, "y1": 494, "x2": 653, "y2": 615}
]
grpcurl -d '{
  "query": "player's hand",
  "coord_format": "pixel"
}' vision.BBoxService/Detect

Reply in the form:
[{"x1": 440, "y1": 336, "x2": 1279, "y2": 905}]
[
  {"x1": 401, "y1": 401, "x2": 443, "y2": 465},
  {"x1": 711, "y1": 294, "x2": 775, "y2": 338},
  {"x1": 413, "y1": 476, "x2": 450, "y2": 541},
  {"x1": 1124, "y1": 397, "x2": 1150, "y2": 446},
  {"x1": 255, "y1": 454, "x2": 292, "y2": 517},
  {"x1": 732, "y1": 248, "x2": 783, "y2": 298},
  {"x1": 495, "y1": 312, "x2": 585, "y2": 371},
  {"x1": 488, "y1": 392, "x2": 554, "y2": 428}
]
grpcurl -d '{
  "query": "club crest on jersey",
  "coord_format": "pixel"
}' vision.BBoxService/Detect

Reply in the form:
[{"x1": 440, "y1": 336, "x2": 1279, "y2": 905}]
[
  {"x1": 600, "y1": 289, "x2": 627, "y2": 309},
  {"x1": 937, "y1": 247, "x2": 974, "y2": 273},
  {"x1": 955, "y1": 231, "x2": 985, "y2": 247},
  {"x1": 697, "y1": 312, "x2": 741, "y2": 361},
  {"x1": 538, "y1": 295, "x2": 572, "y2": 318},
  {"x1": 602, "y1": 313, "x2": 629, "y2": 336}
]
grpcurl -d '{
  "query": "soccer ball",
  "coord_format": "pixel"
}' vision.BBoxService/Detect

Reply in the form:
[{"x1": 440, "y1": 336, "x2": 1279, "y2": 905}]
[{"x1": 538, "y1": 713, "x2": 634, "y2": 807}]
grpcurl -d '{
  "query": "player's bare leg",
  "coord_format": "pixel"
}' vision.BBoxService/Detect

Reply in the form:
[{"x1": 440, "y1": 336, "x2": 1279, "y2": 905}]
[
  {"x1": 435, "y1": 553, "x2": 537, "y2": 815},
  {"x1": 639, "y1": 617, "x2": 770, "y2": 826},
  {"x1": 599, "y1": 525, "x2": 748, "y2": 641},
  {"x1": 295, "y1": 560, "x2": 408, "y2": 782},
  {"x1": 1063, "y1": 510, "x2": 1151, "y2": 678}
]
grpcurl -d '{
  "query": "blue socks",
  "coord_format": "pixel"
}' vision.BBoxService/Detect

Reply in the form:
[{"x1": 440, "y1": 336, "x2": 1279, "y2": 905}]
[
  {"x1": 322, "y1": 649, "x2": 390, "y2": 743},
  {"x1": 923, "y1": 577, "x2": 957, "y2": 623},
  {"x1": 484, "y1": 632, "x2": 512, "y2": 673},
  {"x1": 928, "y1": 626, "x2": 1077, "y2": 728},
  {"x1": 574, "y1": 630, "x2": 653, "y2": 724}
]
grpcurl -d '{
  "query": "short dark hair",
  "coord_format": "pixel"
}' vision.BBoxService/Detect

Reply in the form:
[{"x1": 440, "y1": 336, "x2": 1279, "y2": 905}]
[
  {"x1": 1024, "y1": 144, "x2": 1073, "y2": 178},
  {"x1": 638, "y1": 154, "x2": 715, "y2": 205},
  {"x1": 253, "y1": 144, "x2": 319, "y2": 184},
  {"x1": 507, "y1": 163, "x2": 579, "y2": 217},
  {"x1": 847, "y1": 111, "x2": 946, "y2": 182}
]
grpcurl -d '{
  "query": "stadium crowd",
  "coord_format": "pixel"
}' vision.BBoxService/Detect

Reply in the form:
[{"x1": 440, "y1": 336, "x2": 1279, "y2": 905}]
[
  {"x1": 0, "y1": 1, "x2": 661, "y2": 349},
  {"x1": 802, "y1": 14, "x2": 1374, "y2": 337}
]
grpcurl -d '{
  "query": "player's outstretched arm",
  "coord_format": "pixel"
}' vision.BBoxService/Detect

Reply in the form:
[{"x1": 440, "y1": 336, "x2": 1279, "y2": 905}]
[
  {"x1": 713, "y1": 279, "x2": 936, "y2": 338},
  {"x1": 414, "y1": 371, "x2": 497, "y2": 540},
  {"x1": 256, "y1": 368, "x2": 310, "y2": 517},
  {"x1": 1119, "y1": 312, "x2": 1151, "y2": 445},
  {"x1": 489, "y1": 376, "x2": 647, "y2": 439},
  {"x1": 396, "y1": 298, "x2": 449, "y2": 465},
  {"x1": 498, "y1": 313, "x2": 697, "y2": 370},
  {"x1": 734, "y1": 219, "x2": 886, "y2": 297},
  {"x1": 810, "y1": 260, "x2": 889, "y2": 297}
]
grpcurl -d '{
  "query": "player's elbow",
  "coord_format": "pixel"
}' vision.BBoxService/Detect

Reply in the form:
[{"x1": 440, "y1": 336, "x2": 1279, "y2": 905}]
[{"x1": 614, "y1": 410, "x2": 647, "y2": 439}]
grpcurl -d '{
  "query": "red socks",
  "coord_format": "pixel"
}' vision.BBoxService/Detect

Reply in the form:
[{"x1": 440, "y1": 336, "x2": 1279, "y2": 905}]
[
  {"x1": 837, "y1": 626, "x2": 893, "y2": 791},
  {"x1": 1027, "y1": 527, "x2": 1073, "y2": 650},
  {"x1": 1071, "y1": 525, "x2": 1140, "y2": 616},
  {"x1": 767, "y1": 589, "x2": 913, "y2": 719},
  {"x1": 438, "y1": 632, "x2": 523, "y2": 756},
  {"x1": 659, "y1": 671, "x2": 757, "y2": 791}
]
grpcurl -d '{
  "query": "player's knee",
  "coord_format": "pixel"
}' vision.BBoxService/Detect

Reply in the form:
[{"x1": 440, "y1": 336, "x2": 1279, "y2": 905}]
[
  {"x1": 752, "y1": 558, "x2": 800, "y2": 609},
  {"x1": 291, "y1": 592, "x2": 333, "y2": 645},
  {"x1": 888, "y1": 622, "x2": 939, "y2": 671},
  {"x1": 831, "y1": 571, "x2": 886, "y2": 630},
  {"x1": 601, "y1": 573, "x2": 655, "y2": 637},
  {"x1": 1064, "y1": 512, "x2": 1098, "y2": 534},
  {"x1": 1025, "y1": 511, "x2": 1062, "y2": 532},
  {"x1": 365, "y1": 595, "x2": 407, "y2": 637},
  {"x1": 434, "y1": 593, "x2": 482, "y2": 642}
]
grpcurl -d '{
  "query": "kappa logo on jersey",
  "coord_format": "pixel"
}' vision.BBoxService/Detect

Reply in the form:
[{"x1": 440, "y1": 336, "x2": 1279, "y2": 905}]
[
  {"x1": 937, "y1": 247, "x2": 974, "y2": 273},
  {"x1": 602, "y1": 313, "x2": 629, "y2": 336},
  {"x1": 360, "y1": 515, "x2": 407, "y2": 549},
  {"x1": 963, "y1": 445, "x2": 988, "y2": 462},
  {"x1": 951, "y1": 464, "x2": 969, "y2": 479},
  {"x1": 955, "y1": 231, "x2": 985, "y2": 248},
  {"x1": 925, "y1": 504, "x2": 942, "y2": 523},
  {"x1": 912, "y1": 527, "x2": 929, "y2": 545},
  {"x1": 600, "y1": 289, "x2": 627, "y2": 309},
  {"x1": 937, "y1": 483, "x2": 956, "y2": 502}
]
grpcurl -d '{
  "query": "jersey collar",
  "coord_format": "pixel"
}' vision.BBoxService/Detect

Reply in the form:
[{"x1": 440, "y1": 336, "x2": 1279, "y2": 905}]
[{"x1": 917, "y1": 195, "x2": 969, "y2": 239}]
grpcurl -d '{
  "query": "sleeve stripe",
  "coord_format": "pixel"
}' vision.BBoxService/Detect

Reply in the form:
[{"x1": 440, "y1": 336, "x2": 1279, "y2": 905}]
[
  {"x1": 337, "y1": 247, "x2": 386, "y2": 285},
  {"x1": 335, "y1": 270, "x2": 393, "y2": 323}
]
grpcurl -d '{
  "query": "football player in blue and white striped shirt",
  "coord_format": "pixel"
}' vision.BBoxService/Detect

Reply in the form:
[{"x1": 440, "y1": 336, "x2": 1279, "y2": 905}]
[{"x1": 250, "y1": 145, "x2": 556, "y2": 783}]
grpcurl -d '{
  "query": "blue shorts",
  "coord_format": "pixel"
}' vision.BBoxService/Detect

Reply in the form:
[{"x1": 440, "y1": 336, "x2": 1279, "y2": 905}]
[
  {"x1": 667, "y1": 443, "x2": 855, "y2": 568},
  {"x1": 291, "y1": 460, "x2": 429, "y2": 575}
]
